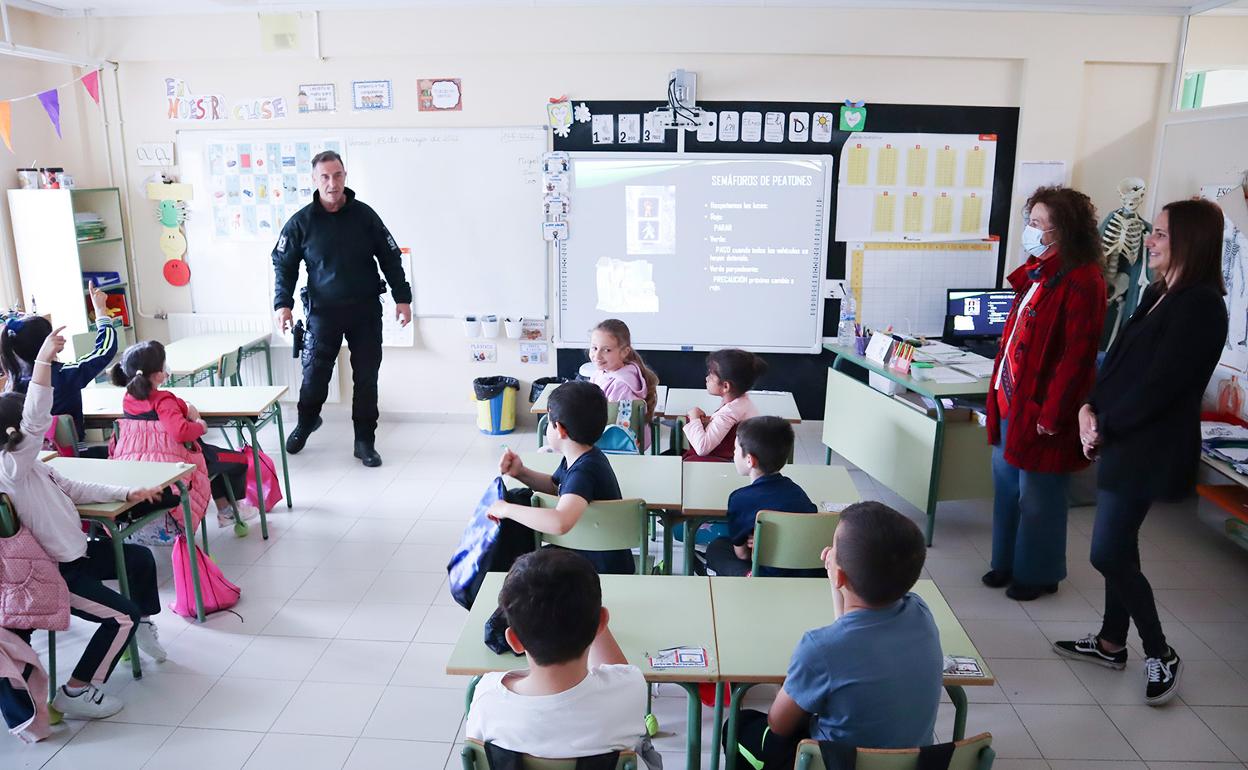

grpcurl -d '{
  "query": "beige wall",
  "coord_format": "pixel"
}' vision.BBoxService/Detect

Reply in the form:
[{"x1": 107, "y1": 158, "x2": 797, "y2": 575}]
[
  {"x1": 0, "y1": 6, "x2": 1182, "y2": 415},
  {"x1": 1185, "y1": 15, "x2": 1248, "y2": 73}
]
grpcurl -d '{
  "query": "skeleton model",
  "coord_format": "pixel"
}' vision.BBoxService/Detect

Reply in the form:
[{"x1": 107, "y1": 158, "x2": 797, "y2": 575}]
[{"x1": 1099, "y1": 177, "x2": 1152, "y2": 349}]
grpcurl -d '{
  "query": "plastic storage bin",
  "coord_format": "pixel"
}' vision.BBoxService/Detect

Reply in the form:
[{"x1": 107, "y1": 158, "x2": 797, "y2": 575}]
[{"x1": 473, "y1": 376, "x2": 520, "y2": 435}]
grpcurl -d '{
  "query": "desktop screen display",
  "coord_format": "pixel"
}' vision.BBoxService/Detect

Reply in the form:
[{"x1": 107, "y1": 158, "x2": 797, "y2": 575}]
[{"x1": 947, "y1": 290, "x2": 1015, "y2": 338}]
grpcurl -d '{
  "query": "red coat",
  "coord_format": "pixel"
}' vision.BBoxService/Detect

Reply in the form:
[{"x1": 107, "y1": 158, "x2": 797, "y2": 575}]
[{"x1": 986, "y1": 253, "x2": 1106, "y2": 473}]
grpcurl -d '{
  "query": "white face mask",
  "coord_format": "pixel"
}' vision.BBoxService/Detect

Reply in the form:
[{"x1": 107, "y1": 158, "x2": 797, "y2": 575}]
[{"x1": 1021, "y1": 224, "x2": 1053, "y2": 258}]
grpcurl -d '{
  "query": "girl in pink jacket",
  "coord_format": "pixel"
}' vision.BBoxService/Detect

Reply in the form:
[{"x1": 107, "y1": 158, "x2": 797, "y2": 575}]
[
  {"x1": 683, "y1": 349, "x2": 767, "y2": 462},
  {"x1": 589, "y1": 319, "x2": 659, "y2": 449}
]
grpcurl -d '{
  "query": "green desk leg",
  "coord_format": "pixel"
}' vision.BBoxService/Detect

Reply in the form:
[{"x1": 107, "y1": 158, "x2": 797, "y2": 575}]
[
  {"x1": 101, "y1": 518, "x2": 144, "y2": 679},
  {"x1": 261, "y1": 341, "x2": 274, "y2": 386},
  {"x1": 825, "y1": 447, "x2": 832, "y2": 465},
  {"x1": 924, "y1": 399, "x2": 947, "y2": 547},
  {"x1": 662, "y1": 512, "x2": 676, "y2": 576},
  {"x1": 178, "y1": 480, "x2": 206, "y2": 623},
  {"x1": 676, "y1": 682, "x2": 704, "y2": 770},
  {"x1": 684, "y1": 521, "x2": 699, "y2": 576},
  {"x1": 244, "y1": 420, "x2": 271, "y2": 539},
  {"x1": 274, "y1": 405, "x2": 293, "y2": 509},
  {"x1": 946, "y1": 685, "x2": 968, "y2": 741},
  {"x1": 709, "y1": 681, "x2": 725, "y2": 770},
  {"x1": 47, "y1": 630, "x2": 59, "y2": 722},
  {"x1": 723, "y1": 683, "x2": 757, "y2": 770}
]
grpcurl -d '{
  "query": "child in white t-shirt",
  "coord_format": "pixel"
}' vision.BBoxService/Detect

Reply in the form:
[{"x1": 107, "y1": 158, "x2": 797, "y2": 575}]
[{"x1": 465, "y1": 549, "x2": 648, "y2": 761}]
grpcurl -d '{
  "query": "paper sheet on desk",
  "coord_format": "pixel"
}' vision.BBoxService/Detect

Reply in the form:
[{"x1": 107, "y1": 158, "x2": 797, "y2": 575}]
[
  {"x1": 951, "y1": 361, "x2": 995, "y2": 378},
  {"x1": 911, "y1": 367, "x2": 977, "y2": 384},
  {"x1": 1202, "y1": 422, "x2": 1248, "y2": 441}
]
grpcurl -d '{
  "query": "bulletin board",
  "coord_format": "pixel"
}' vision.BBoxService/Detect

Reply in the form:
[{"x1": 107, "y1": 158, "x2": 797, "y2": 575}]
[{"x1": 552, "y1": 100, "x2": 1020, "y2": 416}]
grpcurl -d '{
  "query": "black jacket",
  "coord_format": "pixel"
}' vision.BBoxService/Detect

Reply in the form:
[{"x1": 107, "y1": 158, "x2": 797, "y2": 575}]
[
  {"x1": 271, "y1": 188, "x2": 413, "y2": 310},
  {"x1": 1090, "y1": 282, "x2": 1228, "y2": 500}
]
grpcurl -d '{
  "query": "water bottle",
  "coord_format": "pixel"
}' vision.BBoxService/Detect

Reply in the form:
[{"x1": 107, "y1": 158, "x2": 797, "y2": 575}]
[{"x1": 838, "y1": 292, "x2": 857, "y2": 347}]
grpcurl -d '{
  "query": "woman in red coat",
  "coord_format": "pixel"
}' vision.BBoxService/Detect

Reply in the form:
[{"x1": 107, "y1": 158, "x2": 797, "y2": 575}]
[{"x1": 984, "y1": 187, "x2": 1106, "y2": 601}]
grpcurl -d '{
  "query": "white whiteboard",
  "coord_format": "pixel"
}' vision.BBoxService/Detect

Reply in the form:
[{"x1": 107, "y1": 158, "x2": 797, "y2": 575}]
[
  {"x1": 177, "y1": 126, "x2": 549, "y2": 329},
  {"x1": 556, "y1": 153, "x2": 832, "y2": 353}
]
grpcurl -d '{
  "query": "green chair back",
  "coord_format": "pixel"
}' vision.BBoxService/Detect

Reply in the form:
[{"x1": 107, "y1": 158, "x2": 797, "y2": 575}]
[
  {"x1": 460, "y1": 740, "x2": 638, "y2": 769},
  {"x1": 794, "y1": 733, "x2": 995, "y2": 770},
  {"x1": 532, "y1": 492, "x2": 649, "y2": 575},
  {"x1": 216, "y1": 348, "x2": 242, "y2": 386},
  {"x1": 0, "y1": 493, "x2": 18, "y2": 537},
  {"x1": 751, "y1": 510, "x2": 841, "y2": 574},
  {"x1": 51, "y1": 414, "x2": 79, "y2": 456}
]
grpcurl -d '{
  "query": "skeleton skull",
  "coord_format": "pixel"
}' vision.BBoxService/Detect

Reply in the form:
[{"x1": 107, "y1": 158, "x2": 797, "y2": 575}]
[{"x1": 1117, "y1": 177, "x2": 1146, "y2": 214}]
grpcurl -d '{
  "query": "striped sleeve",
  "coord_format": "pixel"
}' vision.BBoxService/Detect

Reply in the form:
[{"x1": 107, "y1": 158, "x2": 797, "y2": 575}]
[{"x1": 60, "y1": 318, "x2": 119, "y2": 389}]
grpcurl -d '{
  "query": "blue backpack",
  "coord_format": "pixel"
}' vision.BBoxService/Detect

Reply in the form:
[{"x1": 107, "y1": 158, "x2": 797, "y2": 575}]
[
  {"x1": 597, "y1": 400, "x2": 640, "y2": 455},
  {"x1": 446, "y1": 477, "x2": 535, "y2": 609}
]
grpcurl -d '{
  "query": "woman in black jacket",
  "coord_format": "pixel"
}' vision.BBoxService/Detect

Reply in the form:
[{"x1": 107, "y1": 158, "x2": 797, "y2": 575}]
[{"x1": 1054, "y1": 198, "x2": 1228, "y2": 706}]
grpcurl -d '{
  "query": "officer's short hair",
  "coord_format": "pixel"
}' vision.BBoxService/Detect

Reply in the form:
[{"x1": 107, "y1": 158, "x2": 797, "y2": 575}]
[{"x1": 311, "y1": 150, "x2": 343, "y2": 171}]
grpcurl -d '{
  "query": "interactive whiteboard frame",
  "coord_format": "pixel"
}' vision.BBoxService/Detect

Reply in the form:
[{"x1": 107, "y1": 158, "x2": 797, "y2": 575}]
[{"x1": 555, "y1": 151, "x2": 833, "y2": 354}]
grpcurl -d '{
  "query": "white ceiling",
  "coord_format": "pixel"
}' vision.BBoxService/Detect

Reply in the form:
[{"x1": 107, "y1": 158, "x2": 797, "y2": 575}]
[{"x1": 6, "y1": 0, "x2": 1241, "y2": 18}]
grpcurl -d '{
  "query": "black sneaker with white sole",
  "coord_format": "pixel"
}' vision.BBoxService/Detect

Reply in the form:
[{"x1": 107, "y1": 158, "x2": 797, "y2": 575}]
[
  {"x1": 1145, "y1": 648, "x2": 1181, "y2": 706},
  {"x1": 1053, "y1": 634, "x2": 1128, "y2": 670}
]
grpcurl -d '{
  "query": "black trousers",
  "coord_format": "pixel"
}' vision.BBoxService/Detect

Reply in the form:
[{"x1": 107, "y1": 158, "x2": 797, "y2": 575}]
[
  {"x1": 724, "y1": 709, "x2": 807, "y2": 770},
  {"x1": 1091, "y1": 488, "x2": 1168, "y2": 658},
  {"x1": 705, "y1": 537, "x2": 752, "y2": 577},
  {"x1": 300, "y1": 300, "x2": 384, "y2": 442}
]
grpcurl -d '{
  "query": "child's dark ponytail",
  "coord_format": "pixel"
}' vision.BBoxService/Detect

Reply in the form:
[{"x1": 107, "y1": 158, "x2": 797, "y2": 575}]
[
  {"x1": 707, "y1": 348, "x2": 768, "y2": 395},
  {"x1": 0, "y1": 392, "x2": 26, "y2": 452},
  {"x1": 1, "y1": 315, "x2": 53, "y2": 390},
  {"x1": 113, "y1": 341, "x2": 166, "y2": 401}
]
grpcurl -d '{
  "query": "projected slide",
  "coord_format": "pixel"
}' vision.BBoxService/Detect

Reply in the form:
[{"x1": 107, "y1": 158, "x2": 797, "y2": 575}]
[{"x1": 558, "y1": 154, "x2": 833, "y2": 352}]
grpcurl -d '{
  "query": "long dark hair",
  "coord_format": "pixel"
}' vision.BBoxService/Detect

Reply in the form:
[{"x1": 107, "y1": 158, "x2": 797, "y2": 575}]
[
  {"x1": 1158, "y1": 198, "x2": 1227, "y2": 296},
  {"x1": 109, "y1": 341, "x2": 166, "y2": 400},
  {"x1": 0, "y1": 392, "x2": 26, "y2": 452},
  {"x1": 706, "y1": 348, "x2": 768, "y2": 396},
  {"x1": 1025, "y1": 186, "x2": 1103, "y2": 271},
  {"x1": 0, "y1": 315, "x2": 53, "y2": 388}
]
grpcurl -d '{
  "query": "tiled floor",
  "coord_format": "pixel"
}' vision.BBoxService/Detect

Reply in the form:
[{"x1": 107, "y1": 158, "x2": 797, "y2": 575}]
[{"x1": 6, "y1": 406, "x2": 1248, "y2": 769}]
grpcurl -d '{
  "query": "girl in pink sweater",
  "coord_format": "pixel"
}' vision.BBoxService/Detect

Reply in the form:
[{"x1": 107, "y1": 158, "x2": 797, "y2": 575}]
[
  {"x1": 683, "y1": 349, "x2": 768, "y2": 462},
  {"x1": 589, "y1": 319, "x2": 659, "y2": 449}
]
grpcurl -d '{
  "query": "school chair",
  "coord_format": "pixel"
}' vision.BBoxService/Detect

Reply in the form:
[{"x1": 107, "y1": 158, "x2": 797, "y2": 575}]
[
  {"x1": 750, "y1": 510, "x2": 841, "y2": 575},
  {"x1": 537, "y1": 399, "x2": 651, "y2": 455},
  {"x1": 215, "y1": 347, "x2": 243, "y2": 387},
  {"x1": 0, "y1": 494, "x2": 61, "y2": 724},
  {"x1": 459, "y1": 739, "x2": 638, "y2": 769},
  {"x1": 794, "y1": 733, "x2": 995, "y2": 770},
  {"x1": 531, "y1": 492, "x2": 650, "y2": 575}
]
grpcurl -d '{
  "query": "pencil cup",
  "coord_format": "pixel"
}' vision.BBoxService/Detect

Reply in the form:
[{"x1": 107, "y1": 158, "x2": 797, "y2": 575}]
[
  {"x1": 480, "y1": 316, "x2": 501, "y2": 338},
  {"x1": 504, "y1": 318, "x2": 523, "y2": 339},
  {"x1": 854, "y1": 336, "x2": 869, "y2": 356},
  {"x1": 462, "y1": 317, "x2": 482, "y2": 338}
]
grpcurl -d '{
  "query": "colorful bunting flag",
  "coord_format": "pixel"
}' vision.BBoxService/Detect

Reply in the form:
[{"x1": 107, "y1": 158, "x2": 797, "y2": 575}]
[
  {"x1": 37, "y1": 89, "x2": 61, "y2": 138},
  {"x1": 80, "y1": 70, "x2": 100, "y2": 105},
  {"x1": 0, "y1": 101, "x2": 11, "y2": 153}
]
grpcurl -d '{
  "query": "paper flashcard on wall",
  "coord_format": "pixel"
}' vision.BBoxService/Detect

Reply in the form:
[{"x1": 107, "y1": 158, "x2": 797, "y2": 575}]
[
  {"x1": 642, "y1": 112, "x2": 664, "y2": 143},
  {"x1": 812, "y1": 112, "x2": 834, "y2": 143},
  {"x1": 718, "y1": 111, "x2": 740, "y2": 142},
  {"x1": 519, "y1": 342, "x2": 548, "y2": 364},
  {"x1": 543, "y1": 152, "x2": 570, "y2": 175},
  {"x1": 763, "y1": 112, "x2": 785, "y2": 143},
  {"x1": 297, "y1": 84, "x2": 336, "y2": 113},
  {"x1": 788, "y1": 112, "x2": 810, "y2": 143},
  {"x1": 521, "y1": 318, "x2": 547, "y2": 340},
  {"x1": 696, "y1": 112, "x2": 717, "y2": 143},
  {"x1": 418, "y1": 78, "x2": 462, "y2": 111},
  {"x1": 470, "y1": 342, "x2": 497, "y2": 363},
  {"x1": 741, "y1": 112, "x2": 763, "y2": 143},
  {"x1": 352, "y1": 80, "x2": 392, "y2": 110},
  {"x1": 544, "y1": 173, "x2": 569, "y2": 196},
  {"x1": 543, "y1": 194, "x2": 569, "y2": 218},
  {"x1": 591, "y1": 114, "x2": 615, "y2": 144},
  {"x1": 547, "y1": 99, "x2": 574, "y2": 138},
  {"x1": 617, "y1": 114, "x2": 641, "y2": 144},
  {"x1": 543, "y1": 221, "x2": 568, "y2": 241}
]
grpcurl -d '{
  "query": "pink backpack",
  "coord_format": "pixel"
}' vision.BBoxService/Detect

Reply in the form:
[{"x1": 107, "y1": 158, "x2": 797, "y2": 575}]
[
  {"x1": 170, "y1": 534, "x2": 240, "y2": 618},
  {"x1": 242, "y1": 444, "x2": 283, "y2": 511}
]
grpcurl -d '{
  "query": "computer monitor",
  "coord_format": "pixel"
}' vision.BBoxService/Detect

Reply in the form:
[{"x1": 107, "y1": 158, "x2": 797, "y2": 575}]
[{"x1": 945, "y1": 289, "x2": 1015, "y2": 339}]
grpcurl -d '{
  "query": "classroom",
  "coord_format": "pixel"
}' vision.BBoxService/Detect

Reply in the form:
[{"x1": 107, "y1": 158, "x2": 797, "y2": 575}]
[{"x1": 1, "y1": 0, "x2": 1248, "y2": 768}]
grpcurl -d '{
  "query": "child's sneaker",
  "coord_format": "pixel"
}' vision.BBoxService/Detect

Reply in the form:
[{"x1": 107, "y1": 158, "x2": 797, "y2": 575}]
[
  {"x1": 1145, "y1": 648, "x2": 1181, "y2": 706},
  {"x1": 52, "y1": 684, "x2": 123, "y2": 719},
  {"x1": 135, "y1": 619, "x2": 167, "y2": 663},
  {"x1": 217, "y1": 503, "x2": 260, "y2": 527},
  {"x1": 1053, "y1": 634, "x2": 1128, "y2": 670}
]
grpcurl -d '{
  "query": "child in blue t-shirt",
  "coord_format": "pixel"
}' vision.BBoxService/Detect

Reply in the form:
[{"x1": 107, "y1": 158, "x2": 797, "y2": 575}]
[
  {"x1": 703, "y1": 416, "x2": 819, "y2": 577},
  {"x1": 492, "y1": 381, "x2": 632, "y2": 574},
  {"x1": 725, "y1": 501, "x2": 943, "y2": 769}
]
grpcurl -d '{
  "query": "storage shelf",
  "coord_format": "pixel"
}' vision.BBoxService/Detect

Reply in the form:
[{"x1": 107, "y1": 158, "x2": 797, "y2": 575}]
[
  {"x1": 82, "y1": 281, "x2": 129, "y2": 292},
  {"x1": 77, "y1": 236, "x2": 122, "y2": 246}
]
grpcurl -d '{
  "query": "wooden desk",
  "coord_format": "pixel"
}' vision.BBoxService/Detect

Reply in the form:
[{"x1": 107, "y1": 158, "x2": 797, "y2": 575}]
[
  {"x1": 822, "y1": 344, "x2": 994, "y2": 545},
  {"x1": 447, "y1": 573, "x2": 718, "y2": 768},
  {"x1": 80, "y1": 385, "x2": 293, "y2": 534},
  {"x1": 165, "y1": 331, "x2": 272, "y2": 386},
  {"x1": 662, "y1": 389, "x2": 801, "y2": 423},
  {"x1": 49, "y1": 458, "x2": 199, "y2": 684},
  {"x1": 710, "y1": 577, "x2": 994, "y2": 770},
  {"x1": 531, "y1": 383, "x2": 669, "y2": 416},
  {"x1": 38, "y1": 450, "x2": 58, "y2": 462}
]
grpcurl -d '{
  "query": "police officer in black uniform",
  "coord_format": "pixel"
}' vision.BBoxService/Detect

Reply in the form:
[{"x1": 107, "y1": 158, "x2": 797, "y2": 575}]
[{"x1": 272, "y1": 150, "x2": 412, "y2": 468}]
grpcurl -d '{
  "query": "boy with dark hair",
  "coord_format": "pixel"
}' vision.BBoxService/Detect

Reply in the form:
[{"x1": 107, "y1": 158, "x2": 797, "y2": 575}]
[
  {"x1": 725, "y1": 501, "x2": 943, "y2": 769},
  {"x1": 466, "y1": 549, "x2": 647, "y2": 758},
  {"x1": 703, "y1": 416, "x2": 819, "y2": 577},
  {"x1": 492, "y1": 381, "x2": 632, "y2": 573}
]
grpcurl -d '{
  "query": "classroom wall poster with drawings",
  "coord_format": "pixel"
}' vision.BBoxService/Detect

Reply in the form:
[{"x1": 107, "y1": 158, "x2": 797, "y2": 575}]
[
  {"x1": 206, "y1": 138, "x2": 343, "y2": 241},
  {"x1": 1204, "y1": 183, "x2": 1248, "y2": 419}
]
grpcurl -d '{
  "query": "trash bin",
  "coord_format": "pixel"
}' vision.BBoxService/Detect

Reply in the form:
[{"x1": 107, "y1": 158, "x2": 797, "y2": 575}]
[
  {"x1": 529, "y1": 376, "x2": 567, "y2": 404},
  {"x1": 473, "y1": 376, "x2": 520, "y2": 435}
]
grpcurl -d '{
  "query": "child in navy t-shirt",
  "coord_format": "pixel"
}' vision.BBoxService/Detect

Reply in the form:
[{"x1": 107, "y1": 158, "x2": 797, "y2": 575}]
[{"x1": 490, "y1": 381, "x2": 632, "y2": 574}]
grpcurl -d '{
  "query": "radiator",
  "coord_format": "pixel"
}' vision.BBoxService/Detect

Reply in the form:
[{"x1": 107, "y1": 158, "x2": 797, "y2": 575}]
[{"x1": 165, "y1": 313, "x2": 340, "y2": 403}]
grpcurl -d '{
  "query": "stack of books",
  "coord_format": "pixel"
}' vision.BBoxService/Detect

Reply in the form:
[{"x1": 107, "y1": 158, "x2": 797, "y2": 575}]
[{"x1": 74, "y1": 212, "x2": 106, "y2": 241}]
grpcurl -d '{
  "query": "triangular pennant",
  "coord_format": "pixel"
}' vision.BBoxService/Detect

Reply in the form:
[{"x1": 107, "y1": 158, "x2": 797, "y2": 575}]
[
  {"x1": 37, "y1": 89, "x2": 61, "y2": 138},
  {"x1": 80, "y1": 70, "x2": 100, "y2": 105},
  {"x1": 0, "y1": 101, "x2": 11, "y2": 153}
]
